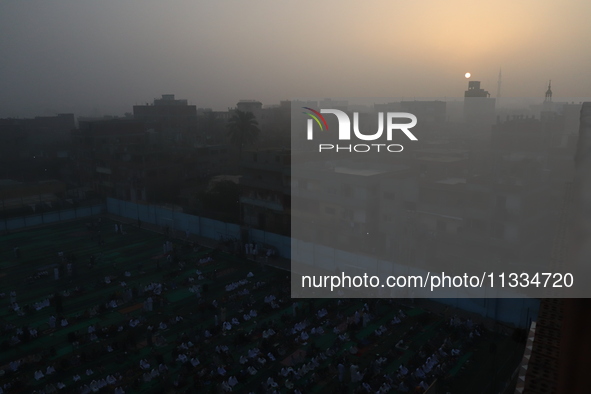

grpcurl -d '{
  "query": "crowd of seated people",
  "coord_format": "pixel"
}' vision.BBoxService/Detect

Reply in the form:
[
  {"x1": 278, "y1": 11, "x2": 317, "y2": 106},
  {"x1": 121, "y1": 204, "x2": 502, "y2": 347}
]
[{"x1": 0, "y1": 220, "x2": 485, "y2": 394}]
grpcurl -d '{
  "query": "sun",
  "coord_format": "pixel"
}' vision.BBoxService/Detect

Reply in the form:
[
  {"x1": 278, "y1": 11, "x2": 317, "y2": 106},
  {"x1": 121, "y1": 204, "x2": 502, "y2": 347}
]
[{"x1": 465, "y1": 72, "x2": 471, "y2": 78}]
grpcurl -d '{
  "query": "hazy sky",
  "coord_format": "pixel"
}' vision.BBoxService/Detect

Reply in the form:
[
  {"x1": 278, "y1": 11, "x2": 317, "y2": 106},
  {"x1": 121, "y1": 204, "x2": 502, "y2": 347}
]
[{"x1": 1, "y1": 0, "x2": 590, "y2": 117}]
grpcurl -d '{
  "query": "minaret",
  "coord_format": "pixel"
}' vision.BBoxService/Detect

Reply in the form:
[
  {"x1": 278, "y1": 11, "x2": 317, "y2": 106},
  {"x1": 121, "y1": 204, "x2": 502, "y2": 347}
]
[{"x1": 545, "y1": 80, "x2": 552, "y2": 103}]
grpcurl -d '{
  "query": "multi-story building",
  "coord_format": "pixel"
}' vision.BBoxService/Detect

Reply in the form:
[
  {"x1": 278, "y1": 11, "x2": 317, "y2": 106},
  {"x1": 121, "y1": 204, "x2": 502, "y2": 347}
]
[
  {"x1": 464, "y1": 81, "x2": 496, "y2": 126},
  {"x1": 413, "y1": 173, "x2": 553, "y2": 273},
  {"x1": 0, "y1": 113, "x2": 75, "y2": 145},
  {"x1": 133, "y1": 94, "x2": 197, "y2": 142},
  {"x1": 0, "y1": 114, "x2": 76, "y2": 181},
  {"x1": 400, "y1": 100, "x2": 447, "y2": 123},
  {"x1": 236, "y1": 100, "x2": 263, "y2": 114},
  {"x1": 291, "y1": 159, "x2": 414, "y2": 255},
  {"x1": 72, "y1": 118, "x2": 183, "y2": 203},
  {"x1": 239, "y1": 149, "x2": 290, "y2": 235},
  {"x1": 195, "y1": 109, "x2": 231, "y2": 145}
]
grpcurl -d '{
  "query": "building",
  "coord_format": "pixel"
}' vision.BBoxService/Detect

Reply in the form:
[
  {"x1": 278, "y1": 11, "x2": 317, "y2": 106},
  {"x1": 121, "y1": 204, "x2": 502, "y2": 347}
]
[
  {"x1": 0, "y1": 114, "x2": 76, "y2": 181},
  {"x1": 291, "y1": 159, "x2": 413, "y2": 255},
  {"x1": 133, "y1": 94, "x2": 197, "y2": 142},
  {"x1": 414, "y1": 173, "x2": 554, "y2": 273},
  {"x1": 464, "y1": 81, "x2": 496, "y2": 126},
  {"x1": 400, "y1": 100, "x2": 447, "y2": 123},
  {"x1": 236, "y1": 100, "x2": 263, "y2": 114},
  {"x1": 72, "y1": 118, "x2": 183, "y2": 203},
  {"x1": 239, "y1": 149, "x2": 290, "y2": 235}
]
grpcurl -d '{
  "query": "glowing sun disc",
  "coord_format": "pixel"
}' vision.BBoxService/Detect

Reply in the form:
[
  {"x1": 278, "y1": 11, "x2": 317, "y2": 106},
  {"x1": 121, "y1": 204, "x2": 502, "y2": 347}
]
[{"x1": 465, "y1": 72, "x2": 471, "y2": 78}]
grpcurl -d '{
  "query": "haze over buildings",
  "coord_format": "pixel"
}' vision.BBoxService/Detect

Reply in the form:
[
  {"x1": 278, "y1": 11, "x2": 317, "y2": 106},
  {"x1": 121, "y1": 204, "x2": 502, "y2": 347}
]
[
  {"x1": 1, "y1": 2, "x2": 591, "y2": 391},
  {"x1": 1, "y1": 0, "x2": 591, "y2": 118}
]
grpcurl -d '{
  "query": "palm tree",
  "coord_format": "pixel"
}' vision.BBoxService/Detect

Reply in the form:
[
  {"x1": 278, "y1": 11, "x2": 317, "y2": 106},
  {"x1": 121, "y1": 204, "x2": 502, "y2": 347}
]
[{"x1": 226, "y1": 110, "x2": 260, "y2": 161}]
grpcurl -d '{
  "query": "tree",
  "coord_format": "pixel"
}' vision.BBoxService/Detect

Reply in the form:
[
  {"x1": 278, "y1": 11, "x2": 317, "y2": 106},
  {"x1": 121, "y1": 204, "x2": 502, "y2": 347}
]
[{"x1": 226, "y1": 110, "x2": 260, "y2": 161}]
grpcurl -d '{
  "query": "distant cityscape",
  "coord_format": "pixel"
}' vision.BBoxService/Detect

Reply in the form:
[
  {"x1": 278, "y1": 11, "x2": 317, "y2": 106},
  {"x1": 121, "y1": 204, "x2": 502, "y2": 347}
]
[
  {"x1": 0, "y1": 81, "x2": 582, "y2": 242},
  {"x1": 0, "y1": 80, "x2": 585, "y2": 296},
  {"x1": 0, "y1": 79, "x2": 590, "y2": 393}
]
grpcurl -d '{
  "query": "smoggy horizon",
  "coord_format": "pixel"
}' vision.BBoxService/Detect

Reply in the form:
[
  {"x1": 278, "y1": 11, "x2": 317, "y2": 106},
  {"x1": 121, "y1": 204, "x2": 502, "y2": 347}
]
[{"x1": 1, "y1": 0, "x2": 590, "y2": 118}]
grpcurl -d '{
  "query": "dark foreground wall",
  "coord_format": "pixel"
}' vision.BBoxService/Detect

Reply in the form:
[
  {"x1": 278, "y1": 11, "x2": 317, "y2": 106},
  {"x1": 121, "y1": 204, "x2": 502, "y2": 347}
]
[{"x1": 559, "y1": 102, "x2": 591, "y2": 393}]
